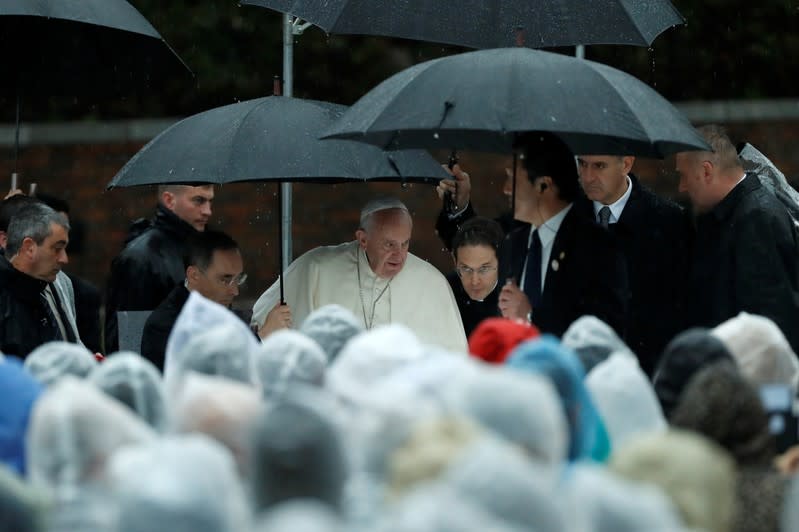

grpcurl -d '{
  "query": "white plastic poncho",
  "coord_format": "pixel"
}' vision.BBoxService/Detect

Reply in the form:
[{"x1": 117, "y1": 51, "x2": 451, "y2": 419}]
[
  {"x1": 299, "y1": 304, "x2": 364, "y2": 363},
  {"x1": 163, "y1": 292, "x2": 259, "y2": 396},
  {"x1": 88, "y1": 351, "x2": 168, "y2": 432},
  {"x1": 561, "y1": 315, "x2": 634, "y2": 372},
  {"x1": 107, "y1": 434, "x2": 251, "y2": 532},
  {"x1": 26, "y1": 376, "x2": 155, "y2": 498},
  {"x1": 711, "y1": 311, "x2": 799, "y2": 392},
  {"x1": 23, "y1": 341, "x2": 97, "y2": 386},
  {"x1": 586, "y1": 352, "x2": 667, "y2": 450},
  {"x1": 256, "y1": 330, "x2": 327, "y2": 398}
]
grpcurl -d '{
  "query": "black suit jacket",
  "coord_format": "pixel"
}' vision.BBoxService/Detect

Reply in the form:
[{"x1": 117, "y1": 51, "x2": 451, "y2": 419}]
[
  {"x1": 690, "y1": 173, "x2": 799, "y2": 353},
  {"x1": 500, "y1": 206, "x2": 628, "y2": 339},
  {"x1": 576, "y1": 175, "x2": 693, "y2": 375},
  {"x1": 140, "y1": 283, "x2": 190, "y2": 372}
]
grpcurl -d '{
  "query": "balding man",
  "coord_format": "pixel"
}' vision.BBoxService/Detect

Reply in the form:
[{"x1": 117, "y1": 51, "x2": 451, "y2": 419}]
[
  {"x1": 252, "y1": 197, "x2": 467, "y2": 353},
  {"x1": 675, "y1": 124, "x2": 799, "y2": 353},
  {"x1": 105, "y1": 184, "x2": 214, "y2": 353}
]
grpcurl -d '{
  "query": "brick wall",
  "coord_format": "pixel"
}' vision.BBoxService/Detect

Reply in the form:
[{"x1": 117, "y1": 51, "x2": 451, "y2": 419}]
[{"x1": 1, "y1": 114, "x2": 798, "y2": 311}]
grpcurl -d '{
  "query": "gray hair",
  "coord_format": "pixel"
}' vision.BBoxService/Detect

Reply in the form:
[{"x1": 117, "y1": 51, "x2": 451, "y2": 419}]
[
  {"x1": 359, "y1": 197, "x2": 410, "y2": 232},
  {"x1": 6, "y1": 203, "x2": 69, "y2": 256}
]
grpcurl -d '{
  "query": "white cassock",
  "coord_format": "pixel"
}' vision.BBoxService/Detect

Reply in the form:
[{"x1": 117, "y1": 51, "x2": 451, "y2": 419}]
[{"x1": 252, "y1": 241, "x2": 467, "y2": 353}]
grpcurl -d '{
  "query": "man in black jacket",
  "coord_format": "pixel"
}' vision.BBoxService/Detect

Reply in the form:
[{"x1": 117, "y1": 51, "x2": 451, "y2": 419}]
[
  {"x1": 497, "y1": 133, "x2": 629, "y2": 338},
  {"x1": 104, "y1": 184, "x2": 214, "y2": 354},
  {"x1": 676, "y1": 124, "x2": 799, "y2": 354},
  {"x1": 140, "y1": 229, "x2": 291, "y2": 370},
  {"x1": 0, "y1": 203, "x2": 76, "y2": 357},
  {"x1": 575, "y1": 154, "x2": 693, "y2": 376}
]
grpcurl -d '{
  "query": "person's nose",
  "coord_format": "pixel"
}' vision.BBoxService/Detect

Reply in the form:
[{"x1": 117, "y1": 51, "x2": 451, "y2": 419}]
[
  {"x1": 59, "y1": 249, "x2": 68, "y2": 265},
  {"x1": 202, "y1": 202, "x2": 212, "y2": 217},
  {"x1": 678, "y1": 175, "x2": 688, "y2": 193},
  {"x1": 229, "y1": 283, "x2": 239, "y2": 297},
  {"x1": 502, "y1": 172, "x2": 513, "y2": 196}
]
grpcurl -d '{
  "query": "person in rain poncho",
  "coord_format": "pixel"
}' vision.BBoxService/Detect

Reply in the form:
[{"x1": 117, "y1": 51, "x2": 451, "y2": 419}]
[
  {"x1": 442, "y1": 365, "x2": 569, "y2": 471},
  {"x1": 254, "y1": 500, "x2": 343, "y2": 532},
  {"x1": 252, "y1": 197, "x2": 467, "y2": 353},
  {"x1": 561, "y1": 314, "x2": 632, "y2": 374},
  {"x1": 562, "y1": 463, "x2": 688, "y2": 532},
  {"x1": 107, "y1": 434, "x2": 251, "y2": 532},
  {"x1": 256, "y1": 329, "x2": 327, "y2": 399},
  {"x1": 171, "y1": 373, "x2": 261, "y2": 478},
  {"x1": 671, "y1": 361, "x2": 788, "y2": 532},
  {"x1": 250, "y1": 395, "x2": 349, "y2": 514},
  {"x1": 299, "y1": 304, "x2": 364, "y2": 364},
  {"x1": 26, "y1": 376, "x2": 155, "y2": 531},
  {"x1": 88, "y1": 351, "x2": 168, "y2": 432},
  {"x1": 505, "y1": 335, "x2": 611, "y2": 462},
  {"x1": 586, "y1": 352, "x2": 667, "y2": 451},
  {"x1": 652, "y1": 327, "x2": 734, "y2": 420},
  {"x1": 712, "y1": 311, "x2": 799, "y2": 393},
  {"x1": 675, "y1": 124, "x2": 799, "y2": 355},
  {"x1": 0, "y1": 356, "x2": 42, "y2": 476},
  {"x1": 610, "y1": 429, "x2": 736, "y2": 532},
  {"x1": 0, "y1": 463, "x2": 49, "y2": 532},
  {"x1": 466, "y1": 317, "x2": 539, "y2": 365},
  {"x1": 23, "y1": 341, "x2": 97, "y2": 387},
  {"x1": 162, "y1": 291, "x2": 260, "y2": 396}
]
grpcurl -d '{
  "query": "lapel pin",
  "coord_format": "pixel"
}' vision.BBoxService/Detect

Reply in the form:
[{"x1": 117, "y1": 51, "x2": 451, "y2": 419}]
[{"x1": 551, "y1": 259, "x2": 560, "y2": 271}]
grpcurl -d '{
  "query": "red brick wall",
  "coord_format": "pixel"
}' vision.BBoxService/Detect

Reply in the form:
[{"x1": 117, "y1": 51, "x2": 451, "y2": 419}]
[{"x1": 1, "y1": 119, "x2": 797, "y2": 309}]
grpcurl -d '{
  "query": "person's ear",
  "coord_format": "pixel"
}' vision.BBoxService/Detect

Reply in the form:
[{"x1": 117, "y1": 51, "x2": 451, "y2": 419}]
[
  {"x1": 186, "y1": 265, "x2": 200, "y2": 282},
  {"x1": 539, "y1": 176, "x2": 553, "y2": 193},
  {"x1": 355, "y1": 229, "x2": 368, "y2": 249},
  {"x1": 21, "y1": 236, "x2": 36, "y2": 256},
  {"x1": 451, "y1": 250, "x2": 458, "y2": 267},
  {"x1": 161, "y1": 190, "x2": 176, "y2": 209},
  {"x1": 701, "y1": 160, "x2": 715, "y2": 183},
  {"x1": 0, "y1": 231, "x2": 6, "y2": 249},
  {"x1": 622, "y1": 156, "x2": 635, "y2": 174}
]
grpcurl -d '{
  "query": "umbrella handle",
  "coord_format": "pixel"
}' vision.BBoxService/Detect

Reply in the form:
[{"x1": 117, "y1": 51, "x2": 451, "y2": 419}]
[
  {"x1": 444, "y1": 149, "x2": 459, "y2": 213},
  {"x1": 278, "y1": 182, "x2": 285, "y2": 305}
]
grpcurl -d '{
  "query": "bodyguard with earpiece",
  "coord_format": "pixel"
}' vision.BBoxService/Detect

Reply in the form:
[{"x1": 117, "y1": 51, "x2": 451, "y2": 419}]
[{"x1": 497, "y1": 132, "x2": 628, "y2": 339}]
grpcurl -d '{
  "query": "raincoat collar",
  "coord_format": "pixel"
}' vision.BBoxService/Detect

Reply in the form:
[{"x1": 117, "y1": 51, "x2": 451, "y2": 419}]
[
  {"x1": 710, "y1": 172, "x2": 760, "y2": 222},
  {"x1": 153, "y1": 203, "x2": 199, "y2": 240},
  {"x1": 0, "y1": 254, "x2": 49, "y2": 304}
]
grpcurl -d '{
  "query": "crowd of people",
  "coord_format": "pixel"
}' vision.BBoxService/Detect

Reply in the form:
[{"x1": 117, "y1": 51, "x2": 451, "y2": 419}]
[{"x1": 1, "y1": 123, "x2": 799, "y2": 531}]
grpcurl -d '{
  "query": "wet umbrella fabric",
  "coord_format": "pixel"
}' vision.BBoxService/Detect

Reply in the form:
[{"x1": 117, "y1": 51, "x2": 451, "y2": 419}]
[
  {"x1": 0, "y1": 0, "x2": 190, "y2": 98},
  {"x1": 322, "y1": 47, "x2": 709, "y2": 158},
  {"x1": 107, "y1": 96, "x2": 448, "y2": 188},
  {"x1": 241, "y1": 0, "x2": 684, "y2": 49}
]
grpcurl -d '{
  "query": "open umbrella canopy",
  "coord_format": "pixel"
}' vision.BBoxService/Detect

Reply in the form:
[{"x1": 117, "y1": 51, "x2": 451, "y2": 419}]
[
  {"x1": 322, "y1": 47, "x2": 709, "y2": 158},
  {"x1": 0, "y1": 0, "x2": 190, "y2": 98},
  {"x1": 241, "y1": 0, "x2": 684, "y2": 49},
  {"x1": 107, "y1": 96, "x2": 448, "y2": 189}
]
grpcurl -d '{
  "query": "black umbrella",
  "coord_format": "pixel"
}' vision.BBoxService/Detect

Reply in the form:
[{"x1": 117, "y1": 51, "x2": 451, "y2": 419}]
[
  {"x1": 1, "y1": 0, "x2": 191, "y2": 176},
  {"x1": 241, "y1": 0, "x2": 684, "y2": 49},
  {"x1": 322, "y1": 47, "x2": 710, "y2": 158},
  {"x1": 107, "y1": 95, "x2": 448, "y2": 300}
]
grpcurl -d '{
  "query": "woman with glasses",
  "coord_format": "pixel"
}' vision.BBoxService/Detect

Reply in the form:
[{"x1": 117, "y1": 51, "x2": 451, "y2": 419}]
[{"x1": 449, "y1": 217, "x2": 504, "y2": 338}]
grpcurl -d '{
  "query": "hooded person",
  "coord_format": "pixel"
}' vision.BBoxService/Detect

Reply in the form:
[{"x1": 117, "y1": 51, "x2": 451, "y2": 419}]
[
  {"x1": 88, "y1": 352, "x2": 168, "y2": 432},
  {"x1": 442, "y1": 365, "x2": 568, "y2": 470},
  {"x1": 171, "y1": 373, "x2": 262, "y2": 478},
  {"x1": 711, "y1": 311, "x2": 799, "y2": 393},
  {"x1": 505, "y1": 335, "x2": 611, "y2": 462},
  {"x1": 253, "y1": 500, "x2": 343, "y2": 532},
  {"x1": 670, "y1": 361, "x2": 787, "y2": 532},
  {"x1": 0, "y1": 357, "x2": 43, "y2": 476},
  {"x1": 586, "y1": 352, "x2": 667, "y2": 451},
  {"x1": 466, "y1": 317, "x2": 540, "y2": 365},
  {"x1": 163, "y1": 291, "x2": 259, "y2": 397},
  {"x1": 610, "y1": 429, "x2": 736, "y2": 532},
  {"x1": 250, "y1": 396, "x2": 349, "y2": 514},
  {"x1": 25, "y1": 376, "x2": 156, "y2": 531},
  {"x1": 23, "y1": 341, "x2": 97, "y2": 387},
  {"x1": 299, "y1": 304, "x2": 364, "y2": 364},
  {"x1": 562, "y1": 463, "x2": 687, "y2": 532},
  {"x1": 256, "y1": 330, "x2": 327, "y2": 399},
  {"x1": 561, "y1": 314, "x2": 634, "y2": 374},
  {"x1": 107, "y1": 434, "x2": 251, "y2": 532},
  {"x1": 652, "y1": 327, "x2": 734, "y2": 419}
]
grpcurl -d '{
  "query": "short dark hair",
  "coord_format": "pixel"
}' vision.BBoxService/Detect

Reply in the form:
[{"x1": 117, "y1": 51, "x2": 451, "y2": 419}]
[
  {"x1": 0, "y1": 195, "x2": 40, "y2": 232},
  {"x1": 35, "y1": 192, "x2": 70, "y2": 215},
  {"x1": 517, "y1": 132, "x2": 580, "y2": 203},
  {"x1": 183, "y1": 229, "x2": 239, "y2": 271},
  {"x1": 452, "y1": 216, "x2": 504, "y2": 259},
  {"x1": 6, "y1": 203, "x2": 70, "y2": 256}
]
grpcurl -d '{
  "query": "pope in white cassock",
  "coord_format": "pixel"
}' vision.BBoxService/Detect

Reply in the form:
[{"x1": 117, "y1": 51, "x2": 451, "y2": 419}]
[{"x1": 251, "y1": 197, "x2": 468, "y2": 353}]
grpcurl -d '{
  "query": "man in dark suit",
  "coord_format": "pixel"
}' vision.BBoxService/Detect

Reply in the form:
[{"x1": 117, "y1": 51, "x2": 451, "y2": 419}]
[
  {"x1": 676, "y1": 124, "x2": 799, "y2": 354},
  {"x1": 497, "y1": 133, "x2": 628, "y2": 339},
  {"x1": 574, "y1": 154, "x2": 692, "y2": 376}
]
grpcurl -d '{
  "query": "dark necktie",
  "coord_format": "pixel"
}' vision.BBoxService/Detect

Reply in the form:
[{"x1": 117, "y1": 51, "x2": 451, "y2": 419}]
[
  {"x1": 598, "y1": 206, "x2": 612, "y2": 228},
  {"x1": 524, "y1": 229, "x2": 543, "y2": 308}
]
